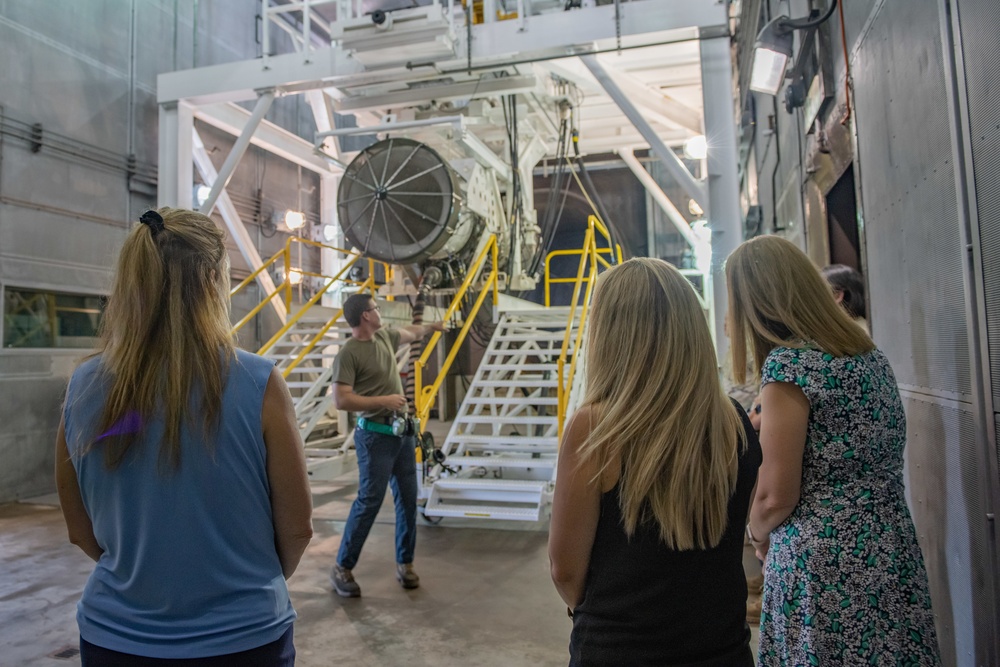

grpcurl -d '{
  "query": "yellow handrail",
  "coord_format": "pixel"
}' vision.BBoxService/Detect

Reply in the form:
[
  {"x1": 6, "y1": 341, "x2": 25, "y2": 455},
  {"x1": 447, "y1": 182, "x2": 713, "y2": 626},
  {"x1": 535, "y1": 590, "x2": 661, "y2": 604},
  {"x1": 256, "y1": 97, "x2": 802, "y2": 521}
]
[
  {"x1": 544, "y1": 247, "x2": 615, "y2": 307},
  {"x1": 230, "y1": 234, "x2": 390, "y2": 337},
  {"x1": 555, "y1": 216, "x2": 617, "y2": 440},
  {"x1": 257, "y1": 253, "x2": 366, "y2": 355},
  {"x1": 414, "y1": 235, "x2": 499, "y2": 430}
]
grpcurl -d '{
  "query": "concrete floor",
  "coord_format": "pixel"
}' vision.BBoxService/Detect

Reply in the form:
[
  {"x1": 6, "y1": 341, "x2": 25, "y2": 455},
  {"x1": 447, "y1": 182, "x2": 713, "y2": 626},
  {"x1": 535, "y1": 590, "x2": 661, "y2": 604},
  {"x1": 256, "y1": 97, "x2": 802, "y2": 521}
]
[{"x1": 0, "y1": 428, "x2": 760, "y2": 666}]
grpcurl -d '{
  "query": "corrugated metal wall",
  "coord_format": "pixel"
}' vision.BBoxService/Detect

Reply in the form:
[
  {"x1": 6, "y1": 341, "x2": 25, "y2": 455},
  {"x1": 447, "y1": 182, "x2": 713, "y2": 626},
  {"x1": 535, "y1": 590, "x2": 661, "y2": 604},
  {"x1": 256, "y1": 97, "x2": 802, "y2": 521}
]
[
  {"x1": 957, "y1": 0, "x2": 1000, "y2": 461},
  {"x1": 852, "y1": 0, "x2": 998, "y2": 663}
]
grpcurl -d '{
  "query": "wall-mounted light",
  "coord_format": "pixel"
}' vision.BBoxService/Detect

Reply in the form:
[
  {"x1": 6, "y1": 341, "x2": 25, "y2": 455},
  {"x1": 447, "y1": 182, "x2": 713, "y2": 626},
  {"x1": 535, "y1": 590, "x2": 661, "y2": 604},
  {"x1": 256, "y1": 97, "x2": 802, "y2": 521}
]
[
  {"x1": 284, "y1": 210, "x2": 306, "y2": 230},
  {"x1": 322, "y1": 224, "x2": 338, "y2": 243},
  {"x1": 683, "y1": 135, "x2": 708, "y2": 161},
  {"x1": 748, "y1": 0, "x2": 839, "y2": 97},
  {"x1": 288, "y1": 268, "x2": 303, "y2": 285}
]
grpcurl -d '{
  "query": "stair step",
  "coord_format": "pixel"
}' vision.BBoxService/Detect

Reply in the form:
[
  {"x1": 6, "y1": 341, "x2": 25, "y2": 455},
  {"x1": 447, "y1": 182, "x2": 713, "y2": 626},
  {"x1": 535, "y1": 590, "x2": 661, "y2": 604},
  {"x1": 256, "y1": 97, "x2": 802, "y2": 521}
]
[
  {"x1": 432, "y1": 478, "x2": 549, "y2": 492},
  {"x1": 284, "y1": 328, "x2": 348, "y2": 336},
  {"x1": 448, "y1": 435, "x2": 559, "y2": 446},
  {"x1": 286, "y1": 381, "x2": 319, "y2": 389},
  {"x1": 463, "y1": 397, "x2": 559, "y2": 405},
  {"x1": 444, "y1": 456, "x2": 555, "y2": 469},
  {"x1": 494, "y1": 333, "x2": 568, "y2": 342},
  {"x1": 283, "y1": 365, "x2": 331, "y2": 373},
  {"x1": 422, "y1": 504, "x2": 542, "y2": 521},
  {"x1": 456, "y1": 415, "x2": 557, "y2": 425},
  {"x1": 500, "y1": 307, "x2": 572, "y2": 317},
  {"x1": 475, "y1": 380, "x2": 557, "y2": 388},
  {"x1": 480, "y1": 364, "x2": 558, "y2": 372}
]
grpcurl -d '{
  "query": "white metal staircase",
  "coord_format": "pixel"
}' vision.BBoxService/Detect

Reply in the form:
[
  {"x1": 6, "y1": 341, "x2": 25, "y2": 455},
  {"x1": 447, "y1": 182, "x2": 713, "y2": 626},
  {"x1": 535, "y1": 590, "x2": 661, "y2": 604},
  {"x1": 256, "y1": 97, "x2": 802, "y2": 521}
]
[
  {"x1": 261, "y1": 311, "x2": 354, "y2": 480},
  {"x1": 423, "y1": 306, "x2": 584, "y2": 521}
]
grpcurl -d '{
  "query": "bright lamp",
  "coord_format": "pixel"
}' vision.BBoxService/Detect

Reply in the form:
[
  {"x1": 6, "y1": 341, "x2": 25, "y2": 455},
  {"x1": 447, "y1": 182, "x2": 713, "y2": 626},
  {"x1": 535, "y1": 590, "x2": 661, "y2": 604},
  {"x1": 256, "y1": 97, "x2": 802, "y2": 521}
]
[
  {"x1": 749, "y1": 17, "x2": 794, "y2": 95},
  {"x1": 284, "y1": 210, "x2": 306, "y2": 230},
  {"x1": 683, "y1": 135, "x2": 708, "y2": 160}
]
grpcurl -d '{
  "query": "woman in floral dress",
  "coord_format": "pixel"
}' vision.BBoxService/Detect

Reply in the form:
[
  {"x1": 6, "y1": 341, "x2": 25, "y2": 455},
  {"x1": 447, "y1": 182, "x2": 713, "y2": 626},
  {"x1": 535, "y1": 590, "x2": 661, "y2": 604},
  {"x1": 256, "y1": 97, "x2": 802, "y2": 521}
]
[{"x1": 726, "y1": 236, "x2": 940, "y2": 666}]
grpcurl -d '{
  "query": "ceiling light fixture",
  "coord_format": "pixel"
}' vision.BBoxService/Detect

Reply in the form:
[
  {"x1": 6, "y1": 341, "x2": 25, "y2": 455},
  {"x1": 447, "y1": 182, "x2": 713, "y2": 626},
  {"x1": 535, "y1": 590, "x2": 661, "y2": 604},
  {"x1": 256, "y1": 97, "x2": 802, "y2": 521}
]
[{"x1": 749, "y1": 0, "x2": 839, "y2": 96}]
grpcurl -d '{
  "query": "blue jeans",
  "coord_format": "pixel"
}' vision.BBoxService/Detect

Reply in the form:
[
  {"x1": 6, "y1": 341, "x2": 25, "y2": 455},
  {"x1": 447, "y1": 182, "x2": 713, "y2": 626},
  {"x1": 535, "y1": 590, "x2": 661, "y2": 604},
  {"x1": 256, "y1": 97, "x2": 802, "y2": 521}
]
[{"x1": 336, "y1": 428, "x2": 418, "y2": 569}]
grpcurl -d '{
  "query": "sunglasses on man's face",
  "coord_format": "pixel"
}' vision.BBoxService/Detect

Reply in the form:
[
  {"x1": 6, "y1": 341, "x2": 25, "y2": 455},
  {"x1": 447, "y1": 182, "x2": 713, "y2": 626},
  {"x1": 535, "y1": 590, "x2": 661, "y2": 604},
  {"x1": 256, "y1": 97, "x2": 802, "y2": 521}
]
[{"x1": 366, "y1": 305, "x2": 380, "y2": 313}]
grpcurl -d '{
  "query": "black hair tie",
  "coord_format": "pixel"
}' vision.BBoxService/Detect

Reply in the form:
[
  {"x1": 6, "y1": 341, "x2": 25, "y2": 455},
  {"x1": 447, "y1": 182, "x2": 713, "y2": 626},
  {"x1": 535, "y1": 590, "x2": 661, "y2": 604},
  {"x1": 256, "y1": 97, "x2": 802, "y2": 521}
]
[{"x1": 139, "y1": 209, "x2": 165, "y2": 235}]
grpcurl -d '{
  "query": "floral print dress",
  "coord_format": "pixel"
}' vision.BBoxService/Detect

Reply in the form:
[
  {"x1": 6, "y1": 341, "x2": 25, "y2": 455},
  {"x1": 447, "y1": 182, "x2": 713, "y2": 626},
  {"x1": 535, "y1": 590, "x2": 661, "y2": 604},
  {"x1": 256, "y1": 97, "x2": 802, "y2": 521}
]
[{"x1": 757, "y1": 346, "x2": 940, "y2": 666}]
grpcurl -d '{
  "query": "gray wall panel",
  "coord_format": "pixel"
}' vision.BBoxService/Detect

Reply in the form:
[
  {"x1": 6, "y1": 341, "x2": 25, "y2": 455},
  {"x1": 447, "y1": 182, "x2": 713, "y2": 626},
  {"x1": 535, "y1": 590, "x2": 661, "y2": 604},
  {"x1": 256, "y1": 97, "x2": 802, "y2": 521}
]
[
  {"x1": 0, "y1": 1, "x2": 132, "y2": 75},
  {"x1": 956, "y1": 0, "x2": 1000, "y2": 413},
  {"x1": 0, "y1": 20, "x2": 131, "y2": 151},
  {"x1": 854, "y1": 0, "x2": 971, "y2": 399},
  {"x1": 903, "y1": 394, "x2": 994, "y2": 666},
  {"x1": 0, "y1": 1, "x2": 322, "y2": 502}
]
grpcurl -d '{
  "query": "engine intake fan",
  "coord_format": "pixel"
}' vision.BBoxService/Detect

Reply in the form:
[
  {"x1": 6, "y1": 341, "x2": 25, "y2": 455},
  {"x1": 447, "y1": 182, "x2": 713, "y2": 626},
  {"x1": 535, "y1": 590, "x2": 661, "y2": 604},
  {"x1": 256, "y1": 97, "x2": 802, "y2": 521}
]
[{"x1": 338, "y1": 138, "x2": 471, "y2": 265}]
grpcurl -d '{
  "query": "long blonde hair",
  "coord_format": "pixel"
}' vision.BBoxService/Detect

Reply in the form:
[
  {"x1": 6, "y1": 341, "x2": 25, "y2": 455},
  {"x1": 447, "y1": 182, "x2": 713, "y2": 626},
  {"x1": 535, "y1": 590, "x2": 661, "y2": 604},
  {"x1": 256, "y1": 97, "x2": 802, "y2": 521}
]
[
  {"x1": 88, "y1": 207, "x2": 235, "y2": 469},
  {"x1": 579, "y1": 257, "x2": 744, "y2": 551},
  {"x1": 726, "y1": 235, "x2": 874, "y2": 384}
]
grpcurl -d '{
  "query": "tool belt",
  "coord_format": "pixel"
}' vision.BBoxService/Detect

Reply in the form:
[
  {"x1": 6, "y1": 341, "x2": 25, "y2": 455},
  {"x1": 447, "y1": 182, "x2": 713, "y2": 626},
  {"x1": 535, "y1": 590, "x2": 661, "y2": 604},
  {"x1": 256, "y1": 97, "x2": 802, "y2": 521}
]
[
  {"x1": 357, "y1": 416, "x2": 397, "y2": 436},
  {"x1": 357, "y1": 414, "x2": 419, "y2": 437}
]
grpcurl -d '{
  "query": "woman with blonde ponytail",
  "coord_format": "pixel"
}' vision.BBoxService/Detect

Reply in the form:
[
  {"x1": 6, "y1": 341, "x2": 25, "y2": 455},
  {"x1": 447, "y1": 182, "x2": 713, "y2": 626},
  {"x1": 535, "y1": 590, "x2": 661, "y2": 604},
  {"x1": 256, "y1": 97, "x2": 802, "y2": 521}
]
[
  {"x1": 55, "y1": 208, "x2": 312, "y2": 666},
  {"x1": 549, "y1": 257, "x2": 761, "y2": 667}
]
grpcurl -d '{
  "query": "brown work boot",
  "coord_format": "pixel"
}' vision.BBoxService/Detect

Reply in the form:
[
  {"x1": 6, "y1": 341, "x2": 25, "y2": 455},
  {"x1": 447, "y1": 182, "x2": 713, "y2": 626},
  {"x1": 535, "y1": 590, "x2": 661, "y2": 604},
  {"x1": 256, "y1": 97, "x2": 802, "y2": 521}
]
[
  {"x1": 331, "y1": 564, "x2": 361, "y2": 598},
  {"x1": 396, "y1": 563, "x2": 420, "y2": 589}
]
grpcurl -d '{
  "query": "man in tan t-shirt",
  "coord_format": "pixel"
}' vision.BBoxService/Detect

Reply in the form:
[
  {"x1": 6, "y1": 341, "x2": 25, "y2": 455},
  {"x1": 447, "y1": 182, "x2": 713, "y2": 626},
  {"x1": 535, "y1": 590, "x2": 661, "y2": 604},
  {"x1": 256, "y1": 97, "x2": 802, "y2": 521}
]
[{"x1": 330, "y1": 292, "x2": 444, "y2": 598}]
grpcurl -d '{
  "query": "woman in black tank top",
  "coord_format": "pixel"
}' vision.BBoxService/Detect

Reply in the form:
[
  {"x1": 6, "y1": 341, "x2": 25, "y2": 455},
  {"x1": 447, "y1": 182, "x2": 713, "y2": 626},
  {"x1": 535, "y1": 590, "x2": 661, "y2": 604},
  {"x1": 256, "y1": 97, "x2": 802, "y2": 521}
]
[{"x1": 549, "y1": 258, "x2": 761, "y2": 667}]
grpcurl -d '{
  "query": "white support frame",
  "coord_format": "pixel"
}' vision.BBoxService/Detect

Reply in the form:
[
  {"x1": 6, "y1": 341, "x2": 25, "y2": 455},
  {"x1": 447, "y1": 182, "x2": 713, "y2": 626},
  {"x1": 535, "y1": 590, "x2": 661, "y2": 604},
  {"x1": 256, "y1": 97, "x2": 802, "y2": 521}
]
[
  {"x1": 699, "y1": 36, "x2": 742, "y2": 363},
  {"x1": 198, "y1": 90, "x2": 276, "y2": 216},
  {"x1": 580, "y1": 54, "x2": 707, "y2": 206},
  {"x1": 618, "y1": 147, "x2": 700, "y2": 249},
  {"x1": 192, "y1": 129, "x2": 287, "y2": 323}
]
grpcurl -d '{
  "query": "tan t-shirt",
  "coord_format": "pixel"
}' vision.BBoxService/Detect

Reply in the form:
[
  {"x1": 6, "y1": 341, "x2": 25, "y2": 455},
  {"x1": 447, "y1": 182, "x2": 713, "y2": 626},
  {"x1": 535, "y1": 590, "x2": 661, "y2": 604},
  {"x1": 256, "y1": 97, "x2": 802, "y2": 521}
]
[{"x1": 332, "y1": 327, "x2": 403, "y2": 419}]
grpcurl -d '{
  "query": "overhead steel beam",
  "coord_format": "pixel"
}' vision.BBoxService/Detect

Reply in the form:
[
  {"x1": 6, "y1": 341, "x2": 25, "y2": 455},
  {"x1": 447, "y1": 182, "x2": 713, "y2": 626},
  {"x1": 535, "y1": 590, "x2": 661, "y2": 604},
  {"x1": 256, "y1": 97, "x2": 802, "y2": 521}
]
[
  {"x1": 157, "y1": 101, "x2": 194, "y2": 208},
  {"x1": 581, "y1": 54, "x2": 706, "y2": 204},
  {"x1": 157, "y1": 0, "x2": 727, "y2": 105},
  {"x1": 196, "y1": 101, "x2": 336, "y2": 175},
  {"x1": 198, "y1": 90, "x2": 275, "y2": 216},
  {"x1": 540, "y1": 58, "x2": 702, "y2": 134},
  {"x1": 192, "y1": 129, "x2": 286, "y2": 323},
  {"x1": 618, "y1": 147, "x2": 699, "y2": 249},
  {"x1": 334, "y1": 75, "x2": 541, "y2": 114},
  {"x1": 591, "y1": 56, "x2": 703, "y2": 134}
]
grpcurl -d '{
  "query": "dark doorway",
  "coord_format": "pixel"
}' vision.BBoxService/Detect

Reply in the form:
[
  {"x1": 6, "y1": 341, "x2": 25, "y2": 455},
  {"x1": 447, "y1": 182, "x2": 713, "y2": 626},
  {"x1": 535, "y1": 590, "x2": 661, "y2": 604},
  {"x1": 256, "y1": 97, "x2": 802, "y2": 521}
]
[{"x1": 826, "y1": 165, "x2": 860, "y2": 269}]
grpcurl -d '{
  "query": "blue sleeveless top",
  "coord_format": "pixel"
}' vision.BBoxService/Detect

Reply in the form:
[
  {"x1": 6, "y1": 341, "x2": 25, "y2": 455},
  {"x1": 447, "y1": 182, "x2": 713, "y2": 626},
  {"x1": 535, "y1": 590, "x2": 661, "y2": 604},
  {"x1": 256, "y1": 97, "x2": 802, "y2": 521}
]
[{"x1": 62, "y1": 349, "x2": 295, "y2": 659}]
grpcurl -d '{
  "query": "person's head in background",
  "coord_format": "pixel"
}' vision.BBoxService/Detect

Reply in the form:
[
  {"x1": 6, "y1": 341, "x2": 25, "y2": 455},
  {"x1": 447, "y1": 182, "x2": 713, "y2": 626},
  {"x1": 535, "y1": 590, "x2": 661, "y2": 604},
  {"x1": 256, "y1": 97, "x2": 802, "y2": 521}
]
[
  {"x1": 821, "y1": 264, "x2": 866, "y2": 321},
  {"x1": 581, "y1": 257, "x2": 743, "y2": 551},
  {"x1": 726, "y1": 236, "x2": 874, "y2": 385}
]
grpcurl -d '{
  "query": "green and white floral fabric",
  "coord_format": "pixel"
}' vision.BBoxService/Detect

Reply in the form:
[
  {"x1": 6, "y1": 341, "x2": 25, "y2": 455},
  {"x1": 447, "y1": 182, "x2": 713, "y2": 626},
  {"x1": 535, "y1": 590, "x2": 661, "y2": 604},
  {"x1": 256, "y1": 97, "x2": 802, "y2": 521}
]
[{"x1": 757, "y1": 346, "x2": 940, "y2": 667}]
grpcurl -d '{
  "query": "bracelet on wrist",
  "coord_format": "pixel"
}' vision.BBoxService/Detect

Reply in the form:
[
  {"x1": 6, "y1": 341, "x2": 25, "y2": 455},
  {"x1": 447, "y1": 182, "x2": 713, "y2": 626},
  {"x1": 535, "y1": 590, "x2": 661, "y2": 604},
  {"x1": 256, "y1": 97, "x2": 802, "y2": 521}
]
[{"x1": 746, "y1": 522, "x2": 761, "y2": 543}]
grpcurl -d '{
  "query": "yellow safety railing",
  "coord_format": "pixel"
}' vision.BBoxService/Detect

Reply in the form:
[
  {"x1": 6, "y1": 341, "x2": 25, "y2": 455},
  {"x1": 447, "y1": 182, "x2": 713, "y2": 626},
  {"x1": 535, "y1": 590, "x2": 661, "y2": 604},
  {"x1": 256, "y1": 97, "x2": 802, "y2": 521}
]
[
  {"x1": 230, "y1": 236, "x2": 391, "y2": 337},
  {"x1": 555, "y1": 216, "x2": 618, "y2": 440},
  {"x1": 544, "y1": 247, "x2": 617, "y2": 307},
  {"x1": 229, "y1": 236, "x2": 392, "y2": 379},
  {"x1": 414, "y1": 235, "x2": 500, "y2": 431}
]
